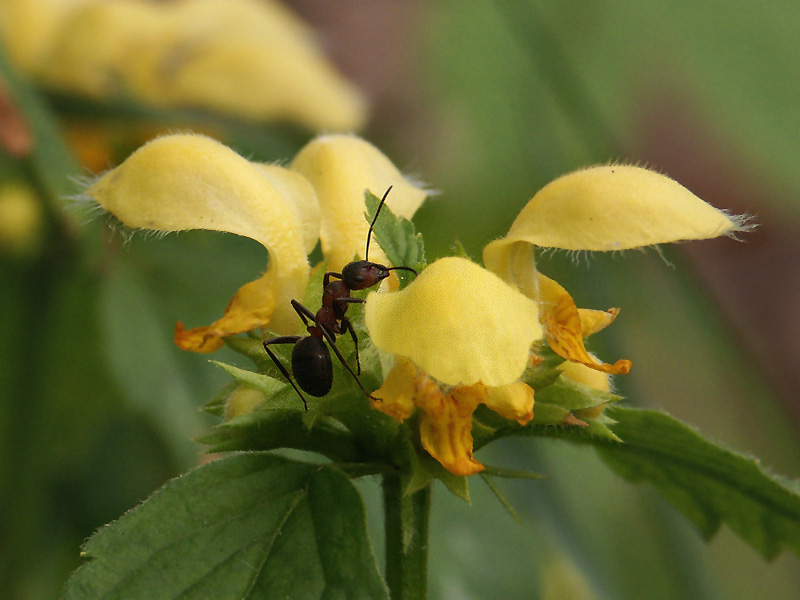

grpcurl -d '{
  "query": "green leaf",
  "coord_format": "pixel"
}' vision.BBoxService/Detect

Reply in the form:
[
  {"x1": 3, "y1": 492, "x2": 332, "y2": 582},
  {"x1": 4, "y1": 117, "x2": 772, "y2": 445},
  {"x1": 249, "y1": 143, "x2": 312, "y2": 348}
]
[
  {"x1": 62, "y1": 453, "x2": 388, "y2": 600},
  {"x1": 364, "y1": 190, "x2": 425, "y2": 285},
  {"x1": 596, "y1": 406, "x2": 800, "y2": 560}
]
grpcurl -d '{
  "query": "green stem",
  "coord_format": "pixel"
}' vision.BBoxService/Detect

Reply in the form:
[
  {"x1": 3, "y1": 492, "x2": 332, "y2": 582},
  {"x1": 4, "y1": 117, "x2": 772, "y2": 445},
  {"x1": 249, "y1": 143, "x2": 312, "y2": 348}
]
[{"x1": 382, "y1": 473, "x2": 431, "y2": 600}]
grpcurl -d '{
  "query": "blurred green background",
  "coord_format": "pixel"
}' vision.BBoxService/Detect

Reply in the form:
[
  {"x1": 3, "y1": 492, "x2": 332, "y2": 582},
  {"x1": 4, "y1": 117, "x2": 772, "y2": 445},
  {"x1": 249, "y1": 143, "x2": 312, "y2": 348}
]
[{"x1": 2, "y1": 1, "x2": 800, "y2": 598}]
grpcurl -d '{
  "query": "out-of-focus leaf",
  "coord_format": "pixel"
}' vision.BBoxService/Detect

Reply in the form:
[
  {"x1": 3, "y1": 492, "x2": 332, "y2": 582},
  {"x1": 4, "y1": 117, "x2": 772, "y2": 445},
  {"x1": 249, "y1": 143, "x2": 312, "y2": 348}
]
[
  {"x1": 595, "y1": 406, "x2": 800, "y2": 560},
  {"x1": 62, "y1": 453, "x2": 388, "y2": 600}
]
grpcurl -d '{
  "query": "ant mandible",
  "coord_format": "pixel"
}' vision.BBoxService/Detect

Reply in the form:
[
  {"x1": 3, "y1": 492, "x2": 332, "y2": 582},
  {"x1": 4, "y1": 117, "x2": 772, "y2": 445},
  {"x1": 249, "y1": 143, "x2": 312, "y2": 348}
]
[{"x1": 263, "y1": 186, "x2": 417, "y2": 410}]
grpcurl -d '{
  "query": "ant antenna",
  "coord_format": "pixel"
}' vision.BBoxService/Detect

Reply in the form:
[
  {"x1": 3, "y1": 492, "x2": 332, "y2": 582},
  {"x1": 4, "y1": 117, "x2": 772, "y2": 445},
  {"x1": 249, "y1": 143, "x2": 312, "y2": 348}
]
[{"x1": 365, "y1": 186, "x2": 392, "y2": 262}]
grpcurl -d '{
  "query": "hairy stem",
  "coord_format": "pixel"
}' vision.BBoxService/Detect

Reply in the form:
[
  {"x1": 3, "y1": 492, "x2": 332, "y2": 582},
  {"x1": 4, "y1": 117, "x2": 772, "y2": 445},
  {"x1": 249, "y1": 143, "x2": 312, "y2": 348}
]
[{"x1": 382, "y1": 473, "x2": 431, "y2": 600}]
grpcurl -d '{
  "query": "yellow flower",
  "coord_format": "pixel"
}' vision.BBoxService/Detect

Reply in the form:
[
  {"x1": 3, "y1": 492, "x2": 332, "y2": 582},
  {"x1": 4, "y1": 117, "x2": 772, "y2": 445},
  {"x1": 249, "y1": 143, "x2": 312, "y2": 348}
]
[
  {"x1": 364, "y1": 165, "x2": 748, "y2": 476},
  {"x1": 0, "y1": 0, "x2": 366, "y2": 131},
  {"x1": 365, "y1": 257, "x2": 542, "y2": 476},
  {"x1": 484, "y1": 164, "x2": 750, "y2": 373},
  {"x1": 85, "y1": 132, "x2": 427, "y2": 352}
]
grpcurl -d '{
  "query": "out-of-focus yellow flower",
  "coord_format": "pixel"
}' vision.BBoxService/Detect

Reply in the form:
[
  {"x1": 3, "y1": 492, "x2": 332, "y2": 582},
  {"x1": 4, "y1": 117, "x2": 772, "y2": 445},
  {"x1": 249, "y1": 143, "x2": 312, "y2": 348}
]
[
  {"x1": 84, "y1": 132, "x2": 426, "y2": 352},
  {"x1": 484, "y1": 164, "x2": 749, "y2": 374},
  {"x1": 0, "y1": 181, "x2": 43, "y2": 255},
  {"x1": 0, "y1": 0, "x2": 366, "y2": 131},
  {"x1": 365, "y1": 257, "x2": 542, "y2": 475}
]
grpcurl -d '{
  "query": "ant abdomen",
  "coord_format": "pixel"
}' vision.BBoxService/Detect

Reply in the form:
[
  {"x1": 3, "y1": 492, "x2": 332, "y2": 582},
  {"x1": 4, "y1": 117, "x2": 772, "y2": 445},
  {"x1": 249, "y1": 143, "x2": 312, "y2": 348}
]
[{"x1": 292, "y1": 336, "x2": 333, "y2": 397}]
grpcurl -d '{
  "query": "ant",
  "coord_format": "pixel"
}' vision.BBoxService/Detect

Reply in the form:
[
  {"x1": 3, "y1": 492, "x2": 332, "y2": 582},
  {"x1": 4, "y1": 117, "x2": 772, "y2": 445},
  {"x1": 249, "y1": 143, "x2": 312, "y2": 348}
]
[{"x1": 263, "y1": 186, "x2": 417, "y2": 410}]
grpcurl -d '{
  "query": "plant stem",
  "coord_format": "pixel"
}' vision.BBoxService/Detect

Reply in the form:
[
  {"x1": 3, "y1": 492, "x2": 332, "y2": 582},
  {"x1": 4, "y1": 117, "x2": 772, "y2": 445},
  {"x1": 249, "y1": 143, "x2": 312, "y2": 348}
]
[{"x1": 382, "y1": 473, "x2": 431, "y2": 600}]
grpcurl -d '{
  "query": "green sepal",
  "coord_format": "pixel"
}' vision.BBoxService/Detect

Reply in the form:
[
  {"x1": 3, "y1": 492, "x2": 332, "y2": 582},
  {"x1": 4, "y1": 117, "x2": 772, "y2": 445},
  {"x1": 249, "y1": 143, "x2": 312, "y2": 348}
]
[
  {"x1": 211, "y1": 360, "x2": 287, "y2": 399},
  {"x1": 535, "y1": 376, "x2": 620, "y2": 412},
  {"x1": 480, "y1": 474, "x2": 522, "y2": 523},
  {"x1": 424, "y1": 454, "x2": 470, "y2": 503},
  {"x1": 62, "y1": 454, "x2": 389, "y2": 600},
  {"x1": 202, "y1": 381, "x2": 239, "y2": 416},
  {"x1": 222, "y1": 336, "x2": 270, "y2": 366},
  {"x1": 521, "y1": 346, "x2": 565, "y2": 391}
]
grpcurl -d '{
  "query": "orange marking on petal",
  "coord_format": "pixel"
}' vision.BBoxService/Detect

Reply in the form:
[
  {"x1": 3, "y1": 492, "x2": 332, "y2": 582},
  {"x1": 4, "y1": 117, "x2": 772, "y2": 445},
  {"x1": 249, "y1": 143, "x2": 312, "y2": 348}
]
[
  {"x1": 542, "y1": 282, "x2": 631, "y2": 375},
  {"x1": 173, "y1": 274, "x2": 276, "y2": 353},
  {"x1": 418, "y1": 385, "x2": 484, "y2": 476},
  {"x1": 578, "y1": 307, "x2": 620, "y2": 338}
]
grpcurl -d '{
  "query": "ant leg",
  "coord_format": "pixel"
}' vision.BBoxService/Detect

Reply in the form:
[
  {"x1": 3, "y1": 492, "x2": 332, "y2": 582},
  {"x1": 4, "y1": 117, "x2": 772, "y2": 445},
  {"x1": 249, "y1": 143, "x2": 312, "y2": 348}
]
[
  {"x1": 323, "y1": 271, "x2": 343, "y2": 288},
  {"x1": 317, "y1": 324, "x2": 377, "y2": 402},
  {"x1": 263, "y1": 336, "x2": 308, "y2": 411},
  {"x1": 331, "y1": 297, "x2": 366, "y2": 374},
  {"x1": 338, "y1": 316, "x2": 362, "y2": 375},
  {"x1": 291, "y1": 299, "x2": 317, "y2": 328}
]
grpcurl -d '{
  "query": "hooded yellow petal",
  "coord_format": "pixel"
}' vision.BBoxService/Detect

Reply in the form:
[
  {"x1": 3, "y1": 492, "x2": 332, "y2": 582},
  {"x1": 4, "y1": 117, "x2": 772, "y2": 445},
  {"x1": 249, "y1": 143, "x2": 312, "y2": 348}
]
[
  {"x1": 0, "y1": 0, "x2": 90, "y2": 73},
  {"x1": 21, "y1": 0, "x2": 365, "y2": 130},
  {"x1": 417, "y1": 383, "x2": 485, "y2": 476},
  {"x1": 487, "y1": 165, "x2": 747, "y2": 252},
  {"x1": 484, "y1": 382, "x2": 535, "y2": 426},
  {"x1": 538, "y1": 274, "x2": 631, "y2": 375},
  {"x1": 36, "y1": 1, "x2": 165, "y2": 98},
  {"x1": 87, "y1": 133, "x2": 315, "y2": 342},
  {"x1": 365, "y1": 257, "x2": 542, "y2": 387},
  {"x1": 152, "y1": 0, "x2": 367, "y2": 130},
  {"x1": 291, "y1": 135, "x2": 428, "y2": 271}
]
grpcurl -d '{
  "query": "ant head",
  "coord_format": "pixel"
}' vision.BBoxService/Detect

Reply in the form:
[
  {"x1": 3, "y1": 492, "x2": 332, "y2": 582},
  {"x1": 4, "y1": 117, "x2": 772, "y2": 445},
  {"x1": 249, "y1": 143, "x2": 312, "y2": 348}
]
[{"x1": 342, "y1": 260, "x2": 390, "y2": 290}]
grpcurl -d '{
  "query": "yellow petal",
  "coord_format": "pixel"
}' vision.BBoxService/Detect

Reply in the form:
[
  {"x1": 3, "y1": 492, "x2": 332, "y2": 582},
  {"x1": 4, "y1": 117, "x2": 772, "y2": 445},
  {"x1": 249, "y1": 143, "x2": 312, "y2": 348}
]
[
  {"x1": 36, "y1": 1, "x2": 165, "y2": 98},
  {"x1": 577, "y1": 307, "x2": 619, "y2": 338},
  {"x1": 365, "y1": 257, "x2": 542, "y2": 387},
  {"x1": 291, "y1": 134, "x2": 428, "y2": 272},
  {"x1": 482, "y1": 239, "x2": 540, "y2": 298},
  {"x1": 484, "y1": 382, "x2": 535, "y2": 426},
  {"x1": 370, "y1": 357, "x2": 418, "y2": 423},
  {"x1": 417, "y1": 383, "x2": 484, "y2": 476},
  {"x1": 538, "y1": 274, "x2": 631, "y2": 375},
  {"x1": 174, "y1": 272, "x2": 276, "y2": 353},
  {"x1": 24, "y1": 0, "x2": 365, "y2": 130},
  {"x1": 153, "y1": 0, "x2": 367, "y2": 130},
  {"x1": 0, "y1": 0, "x2": 92, "y2": 73},
  {"x1": 486, "y1": 165, "x2": 748, "y2": 252},
  {"x1": 87, "y1": 133, "x2": 314, "y2": 344}
]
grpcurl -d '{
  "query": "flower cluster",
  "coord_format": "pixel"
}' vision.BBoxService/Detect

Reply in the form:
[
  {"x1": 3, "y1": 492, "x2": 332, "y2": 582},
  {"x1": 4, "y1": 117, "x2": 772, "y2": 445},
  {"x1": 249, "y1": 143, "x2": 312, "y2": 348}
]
[
  {"x1": 86, "y1": 134, "x2": 748, "y2": 477},
  {"x1": 0, "y1": 0, "x2": 365, "y2": 131},
  {"x1": 86, "y1": 133, "x2": 427, "y2": 351},
  {"x1": 365, "y1": 165, "x2": 748, "y2": 474}
]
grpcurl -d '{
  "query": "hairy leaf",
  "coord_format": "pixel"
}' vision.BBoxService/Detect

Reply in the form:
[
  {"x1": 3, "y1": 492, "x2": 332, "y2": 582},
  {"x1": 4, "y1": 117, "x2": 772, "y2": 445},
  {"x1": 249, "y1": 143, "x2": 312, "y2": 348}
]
[
  {"x1": 62, "y1": 454, "x2": 388, "y2": 599},
  {"x1": 597, "y1": 407, "x2": 800, "y2": 560}
]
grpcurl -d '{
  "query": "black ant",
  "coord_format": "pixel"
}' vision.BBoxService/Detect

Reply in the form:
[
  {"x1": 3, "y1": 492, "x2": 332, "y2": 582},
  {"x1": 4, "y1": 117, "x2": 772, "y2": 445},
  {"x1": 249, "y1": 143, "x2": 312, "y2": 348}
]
[{"x1": 262, "y1": 187, "x2": 417, "y2": 410}]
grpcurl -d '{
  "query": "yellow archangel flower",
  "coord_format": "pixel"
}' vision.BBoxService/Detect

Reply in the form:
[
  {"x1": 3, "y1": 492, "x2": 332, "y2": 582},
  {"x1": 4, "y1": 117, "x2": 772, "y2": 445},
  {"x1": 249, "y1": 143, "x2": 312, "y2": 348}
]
[
  {"x1": 366, "y1": 257, "x2": 543, "y2": 476},
  {"x1": 365, "y1": 165, "x2": 749, "y2": 476},
  {"x1": 0, "y1": 0, "x2": 366, "y2": 131},
  {"x1": 85, "y1": 132, "x2": 427, "y2": 352},
  {"x1": 484, "y1": 164, "x2": 750, "y2": 375}
]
